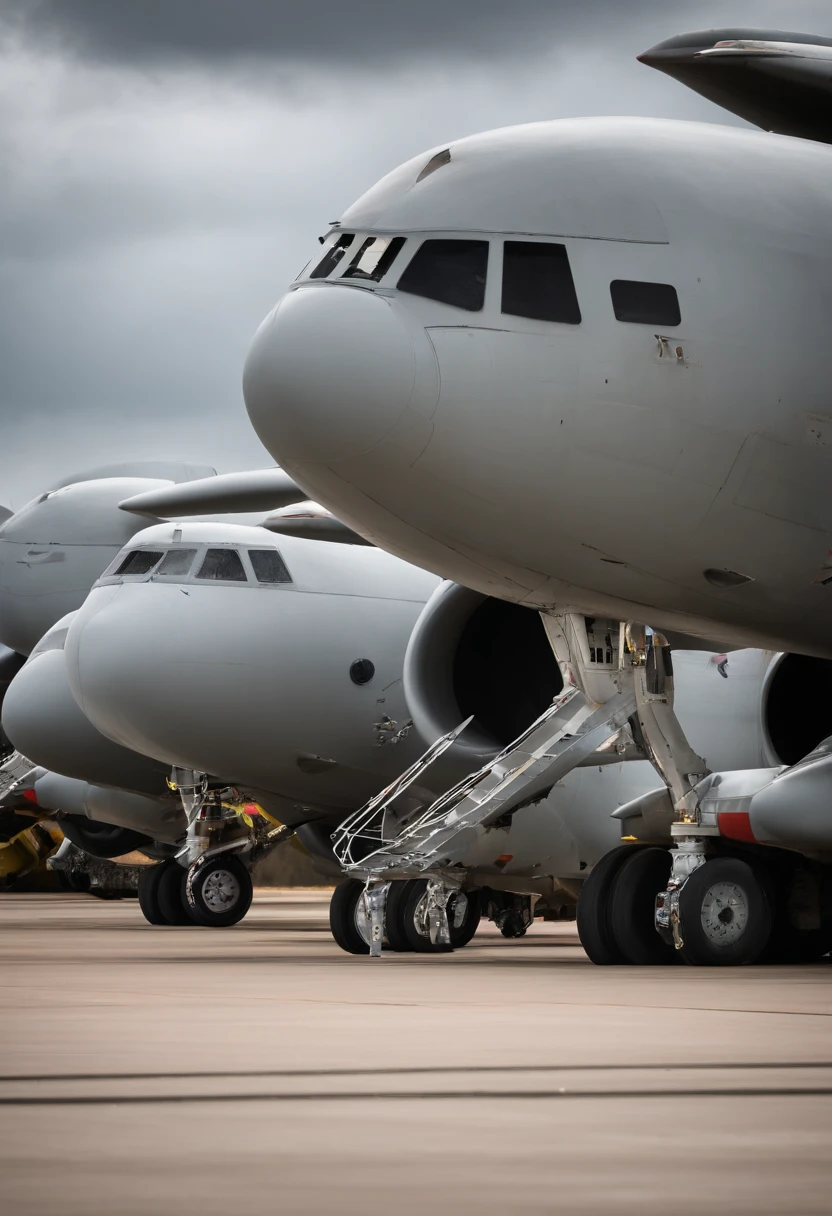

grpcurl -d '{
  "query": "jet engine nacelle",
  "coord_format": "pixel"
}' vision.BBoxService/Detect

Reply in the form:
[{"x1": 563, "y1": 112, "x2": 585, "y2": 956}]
[
  {"x1": 403, "y1": 582, "x2": 563, "y2": 768},
  {"x1": 2, "y1": 614, "x2": 171, "y2": 797},
  {"x1": 760, "y1": 652, "x2": 832, "y2": 767},
  {"x1": 404, "y1": 582, "x2": 832, "y2": 777}
]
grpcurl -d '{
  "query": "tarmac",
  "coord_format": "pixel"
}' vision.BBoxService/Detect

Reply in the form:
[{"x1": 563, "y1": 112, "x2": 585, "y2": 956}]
[{"x1": 2, "y1": 889, "x2": 831, "y2": 1215}]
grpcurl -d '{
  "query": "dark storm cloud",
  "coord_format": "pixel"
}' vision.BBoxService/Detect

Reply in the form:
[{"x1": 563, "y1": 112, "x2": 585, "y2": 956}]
[
  {"x1": 3, "y1": 0, "x2": 665, "y2": 66},
  {"x1": 2, "y1": 0, "x2": 831, "y2": 509}
]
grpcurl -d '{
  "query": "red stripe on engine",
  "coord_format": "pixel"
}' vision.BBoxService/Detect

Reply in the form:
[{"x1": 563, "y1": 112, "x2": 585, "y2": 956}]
[{"x1": 718, "y1": 811, "x2": 756, "y2": 842}]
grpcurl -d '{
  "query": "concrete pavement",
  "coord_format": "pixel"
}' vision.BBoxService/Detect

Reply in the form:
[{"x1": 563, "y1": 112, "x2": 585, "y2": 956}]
[{"x1": 2, "y1": 890, "x2": 831, "y2": 1214}]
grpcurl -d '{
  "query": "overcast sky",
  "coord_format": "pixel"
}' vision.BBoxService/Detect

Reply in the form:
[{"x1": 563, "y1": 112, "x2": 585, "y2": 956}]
[{"x1": 2, "y1": 0, "x2": 830, "y2": 508}]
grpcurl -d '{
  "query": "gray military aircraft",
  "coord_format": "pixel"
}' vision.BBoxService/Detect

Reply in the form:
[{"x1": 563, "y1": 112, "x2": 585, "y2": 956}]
[
  {"x1": 234, "y1": 28, "x2": 832, "y2": 963},
  {"x1": 58, "y1": 511, "x2": 828, "y2": 958},
  {"x1": 0, "y1": 495, "x2": 442, "y2": 921},
  {"x1": 0, "y1": 465, "x2": 223, "y2": 879}
]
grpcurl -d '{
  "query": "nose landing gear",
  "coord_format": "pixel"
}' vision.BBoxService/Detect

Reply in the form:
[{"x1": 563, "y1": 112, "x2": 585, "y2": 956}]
[
  {"x1": 185, "y1": 853, "x2": 253, "y2": 927},
  {"x1": 137, "y1": 853, "x2": 254, "y2": 927},
  {"x1": 136, "y1": 772, "x2": 289, "y2": 928}
]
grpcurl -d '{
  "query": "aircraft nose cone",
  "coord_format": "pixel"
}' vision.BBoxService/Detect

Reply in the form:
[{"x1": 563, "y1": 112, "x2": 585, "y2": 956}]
[{"x1": 243, "y1": 286, "x2": 417, "y2": 465}]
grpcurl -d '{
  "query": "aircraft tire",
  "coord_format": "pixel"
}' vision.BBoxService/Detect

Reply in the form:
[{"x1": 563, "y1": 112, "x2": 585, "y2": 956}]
[
  {"x1": 137, "y1": 863, "x2": 170, "y2": 925},
  {"x1": 401, "y1": 880, "x2": 481, "y2": 953},
  {"x1": 609, "y1": 847, "x2": 677, "y2": 965},
  {"x1": 185, "y1": 854, "x2": 253, "y2": 928},
  {"x1": 156, "y1": 860, "x2": 193, "y2": 925},
  {"x1": 576, "y1": 843, "x2": 646, "y2": 965},
  {"x1": 383, "y1": 881, "x2": 416, "y2": 952},
  {"x1": 329, "y1": 878, "x2": 371, "y2": 955},
  {"x1": 678, "y1": 857, "x2": 772, "y2": 966}
]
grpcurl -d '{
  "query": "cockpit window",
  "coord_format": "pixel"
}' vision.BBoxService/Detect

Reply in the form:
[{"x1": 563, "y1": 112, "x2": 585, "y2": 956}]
[
  {"x1": 397, "y1": 239, "x2": 488, "y2": 311},
  {"x1": 196, "y1": 548, "x2": 248, "y2": 582},
  {"x1": 501, "y1": 242, "x2": 582, "y2": 324},
  {"x1": 310, "y1": 233, "x2": 355, "y2": 279},
  {"x1": 115, "y1": 550, "x2": 163, "y2": 577},
  {"x1": 155, "y1": 548, "x2": 197, "y2": 577},
  {"x1": 610, "y1": 280, "x2": 681, "y2": 326},
  {"x1": 248, "y1": 549, "x2": 293, "y2": 584},
  {"x1": 343, "y1": 236, "x2": 406, "y2": 282}
]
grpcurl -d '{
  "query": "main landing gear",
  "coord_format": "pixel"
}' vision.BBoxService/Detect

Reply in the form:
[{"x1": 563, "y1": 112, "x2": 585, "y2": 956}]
[
  {"x1": 580, "y1": 841, "x2": 832, "y2": 966},
  {"x1": 138, "y1": 855, "x2": 254, "y2": 928},
  {"x1": 577, "y1": 844, "x2": 677, "y2": 965},
  {"x1": 329, "y1": 877, "x2": 482, "y2": 956},
  {"x1": 578, "y1": 843, "x2": 774, "y2": 966}
]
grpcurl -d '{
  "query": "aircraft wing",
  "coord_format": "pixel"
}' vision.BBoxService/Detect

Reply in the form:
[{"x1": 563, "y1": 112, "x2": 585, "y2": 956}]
[
  {"x1": 640, "y1": 29, "x2": 832, "y2": 144},
  {"x1": 118, "y1": 468, "x2": 306, "y2": 517},
  {"x1": 261, "y1": 503, "x2": 373, "y2": 546}
]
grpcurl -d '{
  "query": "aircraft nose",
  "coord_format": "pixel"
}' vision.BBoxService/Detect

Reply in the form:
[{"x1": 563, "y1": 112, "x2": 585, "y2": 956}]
[
  {"x1": 243, "y1": 286, "x2": 419, "y2": 465},
  {"x1": 64, "y1": 586, "x2": 152, "y2": 754}
]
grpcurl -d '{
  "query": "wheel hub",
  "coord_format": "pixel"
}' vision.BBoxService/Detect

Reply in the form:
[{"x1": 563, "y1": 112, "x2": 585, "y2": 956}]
[
  {"x1": 354, "y1": 892, "x2": 373, "y2": 947},
  {"x1": 201, "y1": 868, "x2": 240, "y2": 912},
  {"x1": 700, "y1": 880, "x2": 748, "y2": 944}
]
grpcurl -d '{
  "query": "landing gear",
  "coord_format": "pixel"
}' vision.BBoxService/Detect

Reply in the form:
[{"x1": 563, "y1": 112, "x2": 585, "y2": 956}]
[
  {"x1": 576, "y1": 843, "x2": 644, "y2": 965},
  {"x1": 329, "y1": 878, "x2": 482, "y2": 956},
  {"x1": 156, "y1": 859, "x2": 192, "y2": 925},
  {"x1": 185, "y1": 854, "x2": 253, "y2": 927},
  {"x1": 484, "y1": 890, "x2": 533, "y2": 939},
  {"x1": 399, "y1": 881, "x2": 481, "y2": 953},
  {"x1": 329, "y1": 878, "x2": 372, "y2": 955},
  {"x1": 384, "y1": 881, "x2": 416, "y2": 952},
  {"x1": 138, "y1": 854, "x2": 253, "y2": 927},
  {"x1": 582, "y1": 845, "x2": 775, "y2": 967},
  {"x1": 674, "y1": 857, "x2": 771, "y2": 966},
  {"x1": 137, "y1": 861, "x2": 171, "y2": 925},
  {"x1": 610, "y1": 847, "x2": 676, "y2": 965}
]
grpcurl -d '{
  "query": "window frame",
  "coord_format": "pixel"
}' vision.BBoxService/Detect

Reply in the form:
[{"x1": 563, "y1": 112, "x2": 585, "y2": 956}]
[
  {"x1": 113, "y1": 549, "x2": 165, "y2": 578},
  {"x1": 193, "y1": 547, "x2": 249, "y2": 584},
  {"x1": 610, "y1": 279, "x2": 681, "y2": 327},
  {"x1": 309, "y1": 232, "x2": 356, "y2": 280},
  {"x1": 246, "y1": 548, "x2": 293, "y2": 585},
  {"x1": 342, "y1": 235, "x2": 407, "y2": 283},
  {"x1": 500, "y1": 239, "x2": 582, "y2": 326},
  {"x1": 396, "y1": 237, "x2": 490, "y2": 312}
]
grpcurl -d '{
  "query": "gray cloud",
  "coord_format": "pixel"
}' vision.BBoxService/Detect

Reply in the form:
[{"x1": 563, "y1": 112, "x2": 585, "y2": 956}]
[
  {"x1": 1, "y1": 0, "x2": 831, "y2": 510},
  {"x1": 3, "y1": 0, "x2": 659, "y2": 66},
  {"x1": 8, "y1": 1, "x2": 832, "y2": 67}
]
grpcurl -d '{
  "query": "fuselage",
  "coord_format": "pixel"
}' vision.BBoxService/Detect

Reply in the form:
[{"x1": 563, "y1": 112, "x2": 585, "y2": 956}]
[
  {"x1": 64, "y1": 523, "x2": 440, "y2": 819},
  {"x1": 243, "y1": 116, "x2": 832, "y2": 657}
]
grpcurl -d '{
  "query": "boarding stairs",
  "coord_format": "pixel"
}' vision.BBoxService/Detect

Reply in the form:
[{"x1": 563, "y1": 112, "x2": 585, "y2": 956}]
[{"x1": 333, "y1": 682, "x2": 639, "y2": 882}]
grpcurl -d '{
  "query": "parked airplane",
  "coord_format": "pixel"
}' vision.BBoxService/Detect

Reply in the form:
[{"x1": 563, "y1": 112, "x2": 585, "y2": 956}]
[
  {"x1": 0, "y1": 461, "x2": 216, "y2": 656},
  {"x1": 59, "y1": 514, "x2": 830, "y2": 958},
  {"x1": 235, "y1": 31, "x2": 832, "y2": 963}
]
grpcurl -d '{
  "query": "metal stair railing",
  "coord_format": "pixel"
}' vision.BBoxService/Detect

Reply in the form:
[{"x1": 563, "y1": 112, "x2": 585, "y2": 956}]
[{"x1": 334, "y1": 682, "x2": 639, "y2": 881}]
